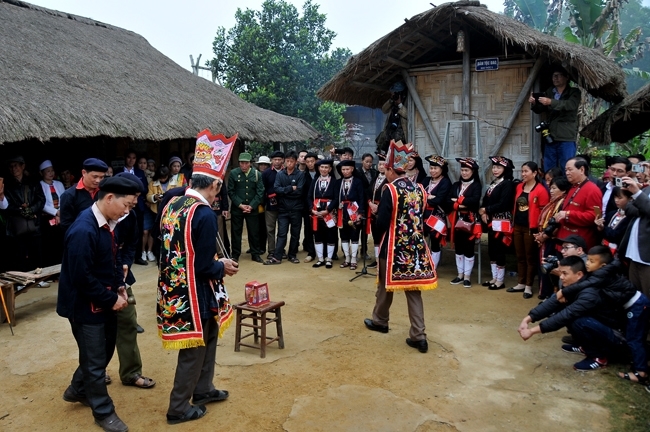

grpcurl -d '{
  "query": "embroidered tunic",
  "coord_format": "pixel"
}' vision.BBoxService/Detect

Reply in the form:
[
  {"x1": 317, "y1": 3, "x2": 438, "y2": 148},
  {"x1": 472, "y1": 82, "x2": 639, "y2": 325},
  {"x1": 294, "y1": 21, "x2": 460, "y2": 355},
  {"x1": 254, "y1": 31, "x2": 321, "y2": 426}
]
[
  {"x1": 157, "y1": 194, "x2": 232, "y2": 349},
  {"x1": 376, "y1": 178, "x2": 438, "y2": 291}
]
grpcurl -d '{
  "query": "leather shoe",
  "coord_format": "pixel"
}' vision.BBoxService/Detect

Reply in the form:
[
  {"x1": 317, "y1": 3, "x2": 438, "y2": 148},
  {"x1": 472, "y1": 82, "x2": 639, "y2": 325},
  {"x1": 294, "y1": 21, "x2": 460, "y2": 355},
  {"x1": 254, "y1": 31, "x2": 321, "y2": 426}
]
[
  {"x1": 506, "y1": 287, "x2": 525, "y2": 293},
  {"x1": 488, "y1": 283, "x2": 506, "y2": 290},
  {"x1": 523, "y1": 292, "x2": 533, "y2": 299},
  {"x1": 62, "y1": 386, "x2": 90, "y2": 407},
  {"x1": 406, "y1": 338, "x2": 428, "y2": 353},
  {"x1": 136, "y1": 324, "x2": 145, "y2": 333},
  {"x1": 251, "y1": 255, "x2": 263, "y2": 263},
  {"x1": 95, "y1": 412, "x2": 128, "y2": 432},
  {"x1": 134, "y1": 257, "x2": 148, "y2": 266},
  {"x1": 364, "y1": 318, "x2": 388, "y2": 333}
]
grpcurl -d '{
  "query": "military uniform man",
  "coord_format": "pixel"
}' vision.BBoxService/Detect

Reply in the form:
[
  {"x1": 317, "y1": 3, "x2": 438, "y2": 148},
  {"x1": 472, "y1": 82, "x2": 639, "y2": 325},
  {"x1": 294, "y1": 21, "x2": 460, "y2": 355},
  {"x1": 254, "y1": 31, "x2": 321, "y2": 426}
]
[{"x1": 227, "y1": 152, "x2": 265, "y2": 262}]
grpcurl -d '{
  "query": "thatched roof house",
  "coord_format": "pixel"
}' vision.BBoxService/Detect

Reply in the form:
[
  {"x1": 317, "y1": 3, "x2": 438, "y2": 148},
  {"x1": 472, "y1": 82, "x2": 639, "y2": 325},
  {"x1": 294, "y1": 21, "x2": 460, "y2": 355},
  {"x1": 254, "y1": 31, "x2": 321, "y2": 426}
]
[
  {"x1": 318, "y1": 1, "x2": 625, "y2": 108},
  {"x1": 317, "y1": 1, "x2": 626, "y2": 176},
  {"x1": 0, "y1": 0, "x2": 318, "y2": 147},
  {"x1": 580, "y1": 83, "x2": 650, "y2": 144}
]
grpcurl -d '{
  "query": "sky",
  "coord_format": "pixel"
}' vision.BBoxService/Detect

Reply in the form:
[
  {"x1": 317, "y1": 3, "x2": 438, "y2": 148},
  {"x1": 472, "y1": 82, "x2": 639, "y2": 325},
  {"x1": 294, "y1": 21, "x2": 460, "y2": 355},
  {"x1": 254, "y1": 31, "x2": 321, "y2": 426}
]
[{"x1": 25, "y1": 0, "x2": 507, "y2": 77}]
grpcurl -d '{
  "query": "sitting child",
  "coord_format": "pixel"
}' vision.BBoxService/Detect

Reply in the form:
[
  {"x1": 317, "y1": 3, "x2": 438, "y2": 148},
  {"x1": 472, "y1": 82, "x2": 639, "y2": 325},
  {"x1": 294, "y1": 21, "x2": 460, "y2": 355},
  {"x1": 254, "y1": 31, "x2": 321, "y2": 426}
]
[{"x1": 560, "y1": 245, "x2": 650, "y2": 383}]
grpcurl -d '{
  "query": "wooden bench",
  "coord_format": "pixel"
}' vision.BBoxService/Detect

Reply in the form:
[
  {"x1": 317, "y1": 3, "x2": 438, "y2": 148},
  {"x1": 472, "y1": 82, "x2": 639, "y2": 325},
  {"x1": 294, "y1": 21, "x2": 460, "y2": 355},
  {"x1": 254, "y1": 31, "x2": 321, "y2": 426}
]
[
  {"x1": 0, "y1": 264, "x2": 60, "y2": 326},
  {"x1": 234, "y1": 301, "x2": 285, "y2": 358}
]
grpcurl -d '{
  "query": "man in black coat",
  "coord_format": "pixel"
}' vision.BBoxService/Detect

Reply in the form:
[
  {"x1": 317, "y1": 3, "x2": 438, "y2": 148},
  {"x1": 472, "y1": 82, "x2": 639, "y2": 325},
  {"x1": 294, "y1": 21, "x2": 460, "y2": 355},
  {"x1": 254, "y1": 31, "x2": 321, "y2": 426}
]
[
  {"x1": 265, "y1": 151, "x2": 305, "y2": 264},
  {"x1": 619, "y1": 176, "x2": 650, "y2": 300},
  {"x1": 59, "y1": 158, "x2": 108, "y2": 234},
  {"x1": 359, "y1": 153, "x2": 378, "y2": 259},
  {"x1": 518, "y1": 256, "x2": 626, "y2": 371},
  {"x1": 600, "y1": 156, "x2": 631, "y2": 216},
  {"x1": 57, "y1": 176, "x2": 140, "y2": 432}
]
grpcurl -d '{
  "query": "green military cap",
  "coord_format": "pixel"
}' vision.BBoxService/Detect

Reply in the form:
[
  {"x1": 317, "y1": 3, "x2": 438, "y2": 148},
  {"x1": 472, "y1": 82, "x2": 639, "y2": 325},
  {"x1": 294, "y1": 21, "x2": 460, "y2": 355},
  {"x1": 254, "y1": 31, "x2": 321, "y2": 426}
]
[{"x1": 239, "y1": 152, "x2": 252, "y2": 162}]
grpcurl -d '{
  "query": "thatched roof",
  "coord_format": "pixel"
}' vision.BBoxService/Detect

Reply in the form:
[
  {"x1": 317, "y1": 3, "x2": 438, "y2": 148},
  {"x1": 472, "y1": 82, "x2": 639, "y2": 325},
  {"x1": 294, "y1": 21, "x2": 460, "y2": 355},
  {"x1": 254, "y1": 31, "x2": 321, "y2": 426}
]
[
  {"x1": 0, "y1": 0, "x2": 319, "y2": 145},
  {"x1": 318, "y1": 1, "x2": 626, "y2": 108},
  {"x1": 580, "y1": 83, "x2": 650, "y2": 144}
]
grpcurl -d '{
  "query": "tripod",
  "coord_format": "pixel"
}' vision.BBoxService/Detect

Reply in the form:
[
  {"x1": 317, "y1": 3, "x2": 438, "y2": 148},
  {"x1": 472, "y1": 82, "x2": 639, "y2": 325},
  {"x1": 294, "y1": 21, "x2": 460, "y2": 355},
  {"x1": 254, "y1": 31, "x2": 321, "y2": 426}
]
[{"x1": 350, "y1": 219, "x2": 377, "y2": 282}]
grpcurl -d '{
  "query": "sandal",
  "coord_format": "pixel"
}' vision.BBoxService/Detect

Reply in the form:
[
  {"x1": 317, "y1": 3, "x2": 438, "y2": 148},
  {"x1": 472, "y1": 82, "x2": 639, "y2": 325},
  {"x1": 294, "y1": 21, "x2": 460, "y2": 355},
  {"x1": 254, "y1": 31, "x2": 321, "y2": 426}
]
[
  {"x1": 263, "y1": 257, "x2": 281, "y2": 265},
  {"x1": 122, "y1": 374, "x2": 156, "y2": 389},
  {"x1": 350, "y1": 263, "x2": 358, "y2": 270},
  {"x1": 340, "y1": 262, "x2": 350, "y2": 268},
  {"x1": 289, "y1": 257, "x2": 300, "y2": 264},
  {"x1": 167, "y1": 405, "x2": 207, "y2": 425},
  {"x1": 325, "y1": 261, "x2": 333, "y2": 269},
  {"x1": 192, "y1": 389, "x2": 229, "y2": 405},
  {"x1": 312, "y1": 261, "x2": 325, "y2": 268},
  {"x1": 618, "y1": 371, "x2": 649, "y2": 385}
]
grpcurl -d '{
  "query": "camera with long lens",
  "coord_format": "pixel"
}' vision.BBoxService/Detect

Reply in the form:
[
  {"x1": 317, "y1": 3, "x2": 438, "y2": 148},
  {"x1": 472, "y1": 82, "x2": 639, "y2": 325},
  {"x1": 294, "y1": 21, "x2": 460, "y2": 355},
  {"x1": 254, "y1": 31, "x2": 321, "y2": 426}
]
[
  {"x1": 535, "y1": 121, "x2": 554, "y2": 145},
  {"x1": 541, "y1": 256, "x2": 560, "y2": 274},
  {"x1": 542, "y1": 217, "x2": 560, "y2": 237}
]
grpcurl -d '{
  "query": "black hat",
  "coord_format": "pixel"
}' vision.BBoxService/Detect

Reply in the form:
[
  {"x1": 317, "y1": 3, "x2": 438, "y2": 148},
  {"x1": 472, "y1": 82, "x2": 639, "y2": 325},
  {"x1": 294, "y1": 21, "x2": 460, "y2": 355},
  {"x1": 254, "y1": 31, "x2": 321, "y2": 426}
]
[
  {"x1": 7, "y1": 155, "x2": 25, "y2": 164},
  {"x1": 456, "y1": 157, "x2": 479, "y2": 170},
  {"x1": 341, "y1": 147, "x2": 354, "y2": 156},
  {"x1": 83, "y1": 158, "x2": 109, "y2": 173},
  {"x1": 269, "y1": 151, "x2": 285, "y2": 159},
  {"x1": 114, "y1": 172, "x2": 145, "y2": 193},
  {"x1": 489, "y1": 156, "x2": 514, "y2": 169},
  {"x1": 558, "y1": 235, "x2": 587, "y2": 251},
  {"x1": 99, "y1": 175, "x2": 142, "y2": 195},
  {"x1": 315, "y1": 159, "x2": 334, "y2": 168},
  {"x1": 425, "y1": 155, "x2": 447, "y2": 167},
  {"x1": 336, "y1": 159, "x2": 357, "y2": 177}
]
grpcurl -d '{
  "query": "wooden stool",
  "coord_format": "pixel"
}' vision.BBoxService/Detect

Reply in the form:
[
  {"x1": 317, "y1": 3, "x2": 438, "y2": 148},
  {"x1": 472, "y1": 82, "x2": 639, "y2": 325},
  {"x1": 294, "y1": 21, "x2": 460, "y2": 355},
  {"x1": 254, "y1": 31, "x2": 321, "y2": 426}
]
[{"x1": 234, "y1": 301, "x2": 285, "y2": 358}]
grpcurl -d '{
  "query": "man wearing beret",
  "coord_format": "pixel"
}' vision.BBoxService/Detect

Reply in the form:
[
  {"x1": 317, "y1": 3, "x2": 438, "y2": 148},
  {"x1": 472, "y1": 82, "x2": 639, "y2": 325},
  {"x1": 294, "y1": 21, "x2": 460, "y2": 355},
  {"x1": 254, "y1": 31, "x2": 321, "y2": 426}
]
[
  {"x1": 59, "y1": 158, "x2": 108, "y2": 234},
  {"x1": 227, "y1": 152, "x2": 265, "y2": 263},
  {"x1": 57, "y1": 176, "x2": 140, "y2": 432}
]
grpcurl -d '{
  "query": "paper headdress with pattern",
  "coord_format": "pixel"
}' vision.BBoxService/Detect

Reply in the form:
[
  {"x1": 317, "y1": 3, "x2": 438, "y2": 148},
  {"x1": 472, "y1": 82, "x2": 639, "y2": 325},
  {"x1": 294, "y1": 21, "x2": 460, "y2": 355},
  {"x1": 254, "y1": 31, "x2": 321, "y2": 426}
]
[
  {"x1": 385, "y1": 140, "x2": 413, "y2": 173},
  {"x1": 193, "y1": 129, "x2": 238, "y2": 180}
]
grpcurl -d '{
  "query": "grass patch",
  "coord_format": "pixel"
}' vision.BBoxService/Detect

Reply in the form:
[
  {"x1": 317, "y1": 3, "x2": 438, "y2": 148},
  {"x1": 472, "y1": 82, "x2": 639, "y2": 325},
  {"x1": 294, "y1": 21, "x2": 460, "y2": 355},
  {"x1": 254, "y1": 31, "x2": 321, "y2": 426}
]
[{"x1": 602, "y1": 371, "x2": 650, "y2": 431}]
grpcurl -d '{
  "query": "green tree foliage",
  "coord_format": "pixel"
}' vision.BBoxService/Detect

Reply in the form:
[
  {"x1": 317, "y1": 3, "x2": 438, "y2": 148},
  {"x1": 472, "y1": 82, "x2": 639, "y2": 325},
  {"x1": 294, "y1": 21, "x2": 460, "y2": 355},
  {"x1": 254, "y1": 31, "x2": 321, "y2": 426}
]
[
  {"x1": 504, "y1": 0, "x2": 563, "y2": 35},
  {"x1": 208, "y1": 0, "x2": 351, "y2": 149}
]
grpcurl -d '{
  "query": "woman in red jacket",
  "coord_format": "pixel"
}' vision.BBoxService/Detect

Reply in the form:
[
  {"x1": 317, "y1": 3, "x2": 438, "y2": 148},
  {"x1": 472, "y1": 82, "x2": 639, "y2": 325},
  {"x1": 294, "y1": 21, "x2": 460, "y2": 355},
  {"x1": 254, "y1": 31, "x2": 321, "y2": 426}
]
[{"x1": 507, "y1": 161, "x2": 550, "y2": 299}]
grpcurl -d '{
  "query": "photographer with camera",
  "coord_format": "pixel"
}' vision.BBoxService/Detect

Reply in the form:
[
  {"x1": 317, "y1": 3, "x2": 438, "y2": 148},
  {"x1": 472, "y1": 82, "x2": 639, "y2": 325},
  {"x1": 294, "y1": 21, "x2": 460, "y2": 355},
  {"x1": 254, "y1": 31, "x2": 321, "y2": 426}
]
[
  {"x1": 529, "y1": 67, "x2": 581, "y2": 171},
  {"x1": 376, "y1": 82, "x2": 408, "y2": 153},
  {"x1": 619, "y1": 175, "x2": 650, "y2": 300},
  {"x1": 601, "y1": 156, "x2": 632, "y2": 216}
]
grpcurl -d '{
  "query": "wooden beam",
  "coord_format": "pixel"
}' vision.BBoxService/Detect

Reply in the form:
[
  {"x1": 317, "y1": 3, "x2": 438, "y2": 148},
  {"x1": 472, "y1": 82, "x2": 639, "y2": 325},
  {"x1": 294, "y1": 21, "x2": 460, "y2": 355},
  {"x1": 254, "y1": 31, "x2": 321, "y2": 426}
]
[
  {"x1": 367, "y1": 64, "x2": 394, "y2": 83},
  {"x1": 461, "y1": 29, "x2": 471, "y2": 155},
  {"x1": 488, "y1": 57, "x2": 546, "y2": 157},
  {"x1": 400, "y1": 69, "x2": 443, "y2": 155},
  {"x1": 350, "y1": 81, "x2": 386, "y2": 92},
  {"x1": 384, "y1": 56, "x2": 411, "y2": 69}
]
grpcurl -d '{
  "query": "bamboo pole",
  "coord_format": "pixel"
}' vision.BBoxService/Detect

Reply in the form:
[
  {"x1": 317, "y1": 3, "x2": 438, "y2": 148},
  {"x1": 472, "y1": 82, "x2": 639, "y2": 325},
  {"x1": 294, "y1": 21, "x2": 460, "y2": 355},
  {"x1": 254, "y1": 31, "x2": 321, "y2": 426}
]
[
  {"x1": 400, "y1": 69, "x2": 443, "y2": 155},
  {"x1": 489, "y1": 57, "x2": 546, "y2": 158}
]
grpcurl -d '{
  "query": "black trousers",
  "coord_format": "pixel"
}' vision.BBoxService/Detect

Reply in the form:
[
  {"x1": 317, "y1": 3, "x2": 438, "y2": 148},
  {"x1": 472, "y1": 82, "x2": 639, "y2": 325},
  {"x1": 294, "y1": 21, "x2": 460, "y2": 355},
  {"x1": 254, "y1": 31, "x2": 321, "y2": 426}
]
[
  {"x1": 274, "y1": 211, "x2": 302, "y2": 261},
  {"x1": 487, "y1": 229, "x2": 507, "y2": 266},
  {"x1": 68, "y1": 316, "x2": 118, "y2": 420},
  {"x1": 454, "y1": 230, "x2": 475, "y2": 258},
  {"x1": 302, "y1": 212, "x2": 316, "y2": 258}
]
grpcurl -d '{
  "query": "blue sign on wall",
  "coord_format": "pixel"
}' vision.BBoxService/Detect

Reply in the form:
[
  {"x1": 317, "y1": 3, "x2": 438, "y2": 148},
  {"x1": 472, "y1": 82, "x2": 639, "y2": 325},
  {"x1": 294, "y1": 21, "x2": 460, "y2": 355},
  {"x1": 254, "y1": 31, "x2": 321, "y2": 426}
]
[{"x1": 475, "y1": 58, "x2": 499, "y2": 71}]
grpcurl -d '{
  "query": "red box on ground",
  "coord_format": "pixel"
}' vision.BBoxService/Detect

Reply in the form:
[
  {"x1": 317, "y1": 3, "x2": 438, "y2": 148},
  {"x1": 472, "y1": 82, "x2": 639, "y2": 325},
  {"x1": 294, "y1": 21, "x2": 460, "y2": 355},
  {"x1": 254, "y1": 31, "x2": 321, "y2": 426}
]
[{"x1": 245, "y1": 281, "x2": 270, "y2": 306}]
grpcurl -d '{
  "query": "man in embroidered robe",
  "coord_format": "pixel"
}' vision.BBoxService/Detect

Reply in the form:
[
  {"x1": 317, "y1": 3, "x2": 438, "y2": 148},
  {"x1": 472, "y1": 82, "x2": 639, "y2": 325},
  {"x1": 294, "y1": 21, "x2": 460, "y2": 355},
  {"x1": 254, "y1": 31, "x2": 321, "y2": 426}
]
[
  {"x1": 364, "y1": 140, "x2": 438, "y2": 353},
  {"x1": 158, "y1": 131, "x2": 239, "y2": 425}
]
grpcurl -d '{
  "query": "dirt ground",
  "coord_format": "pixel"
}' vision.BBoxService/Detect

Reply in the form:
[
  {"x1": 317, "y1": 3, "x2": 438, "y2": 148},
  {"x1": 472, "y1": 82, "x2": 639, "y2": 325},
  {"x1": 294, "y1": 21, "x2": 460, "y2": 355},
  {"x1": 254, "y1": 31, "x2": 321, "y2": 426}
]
[{"x1": 0, "y1": 241, "x2": 619, "y2": 432}]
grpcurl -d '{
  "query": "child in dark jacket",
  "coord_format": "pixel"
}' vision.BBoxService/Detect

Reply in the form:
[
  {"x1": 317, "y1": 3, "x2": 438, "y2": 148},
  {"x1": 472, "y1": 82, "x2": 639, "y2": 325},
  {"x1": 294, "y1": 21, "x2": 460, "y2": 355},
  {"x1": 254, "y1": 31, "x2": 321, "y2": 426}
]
[{"x1": 560, "y1": 246, "x2": 650, "y2": 384}]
